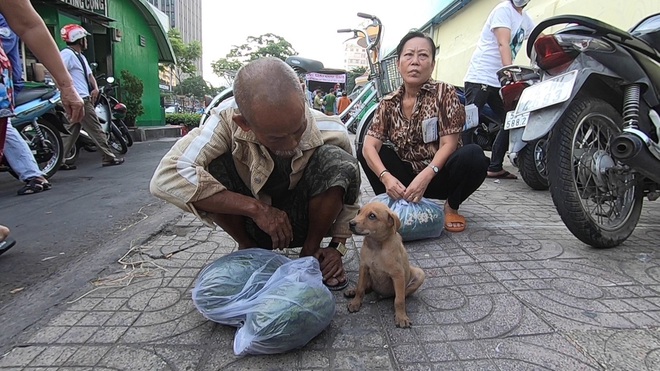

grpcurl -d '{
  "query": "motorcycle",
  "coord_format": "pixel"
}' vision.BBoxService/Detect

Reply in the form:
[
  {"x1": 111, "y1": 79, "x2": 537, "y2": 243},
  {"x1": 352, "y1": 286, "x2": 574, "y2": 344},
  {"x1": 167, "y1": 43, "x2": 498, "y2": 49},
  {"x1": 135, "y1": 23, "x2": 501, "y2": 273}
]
[
  {"x1": 94, "y1": 76, "x2": 128, "y2": 155},
  {"x1": 98, "y1": 76, "x2": 132, "y2": 147},
  {"x1": 497, "y1": 65, "x2": 549, "y2": 190},
  {"x1": 509, "y1": 13, "x2": 660, "y2": 248},
  {"x1": 457, "y1": 88, "x2": 502, "y2": 152},
  {"x1": 0, "y1": 84, "x2": 68, "y2": 178}
]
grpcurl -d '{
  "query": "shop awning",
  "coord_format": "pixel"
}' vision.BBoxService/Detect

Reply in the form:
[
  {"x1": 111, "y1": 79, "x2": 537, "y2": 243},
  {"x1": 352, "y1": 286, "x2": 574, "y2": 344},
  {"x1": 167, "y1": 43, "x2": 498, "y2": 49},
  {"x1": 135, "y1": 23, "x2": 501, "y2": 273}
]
[{"x1": 128, "y1": 0, "x2": 176, "y2": 64}]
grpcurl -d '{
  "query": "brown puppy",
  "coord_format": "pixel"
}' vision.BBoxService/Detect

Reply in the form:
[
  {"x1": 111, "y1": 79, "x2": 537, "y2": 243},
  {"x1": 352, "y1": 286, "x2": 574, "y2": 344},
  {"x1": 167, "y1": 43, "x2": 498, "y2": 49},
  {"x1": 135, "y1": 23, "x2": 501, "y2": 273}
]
[{"x1": 345, "y1": 202, "x2": 425, "y2": 328}]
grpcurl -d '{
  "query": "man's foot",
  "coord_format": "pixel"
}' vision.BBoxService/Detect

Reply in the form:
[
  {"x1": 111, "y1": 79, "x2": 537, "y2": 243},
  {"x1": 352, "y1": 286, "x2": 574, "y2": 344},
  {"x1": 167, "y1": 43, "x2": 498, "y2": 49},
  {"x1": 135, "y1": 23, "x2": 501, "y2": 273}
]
[
  {"x1": 0, "y1": 225, "x2": 15, "y2": 257},
  {"x1": 102, "y1": 158, "x2": 125, "y2": 167},
  {"x1": 324, "y1": 275, "x2": 349, "y2": 291},
  {"x1": 17, "y1": 177, "x2": 52, "y2": 196},
  {"x1": 314, "y1": 245, "x2": 349, "y2": 291},
  {"x1": 487, "y1": 170, "x2": 517, "y2": 179},
  {"x1": 60, "y1": 163, "x2": 77, "y2": 170}
]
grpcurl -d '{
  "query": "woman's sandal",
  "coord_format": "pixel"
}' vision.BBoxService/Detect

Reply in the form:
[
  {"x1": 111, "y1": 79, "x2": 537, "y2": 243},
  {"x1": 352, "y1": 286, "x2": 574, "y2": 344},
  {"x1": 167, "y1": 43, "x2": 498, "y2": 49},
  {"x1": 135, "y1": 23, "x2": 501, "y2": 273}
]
[{"x1": 17, "y1": 178, "x2": 52, "y2": 196}]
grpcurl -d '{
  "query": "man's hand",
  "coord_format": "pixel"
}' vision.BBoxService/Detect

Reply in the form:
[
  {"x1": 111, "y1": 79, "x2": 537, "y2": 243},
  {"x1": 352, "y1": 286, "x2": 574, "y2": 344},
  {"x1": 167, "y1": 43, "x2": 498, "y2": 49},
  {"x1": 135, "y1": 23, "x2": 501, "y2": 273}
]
[
  {"x1": 251, "y1": 204, "x2": 293, "y2": 250},
  {"x1": 60, "y1": 85, "x2": 84, "y2": 123},
  {"x1": 90, "y1": 87, "x2": 100, "y2": 103},
  {"x1": 314, "y1": 248, "x2": 344, "y2": 281}
]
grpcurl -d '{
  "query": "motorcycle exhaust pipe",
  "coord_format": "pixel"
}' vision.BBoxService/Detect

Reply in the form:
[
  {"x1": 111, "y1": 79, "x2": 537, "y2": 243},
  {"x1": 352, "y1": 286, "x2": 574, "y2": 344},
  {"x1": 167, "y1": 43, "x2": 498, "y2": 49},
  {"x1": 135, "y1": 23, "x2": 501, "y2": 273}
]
[{"x1": 611, "y1": 131, "x2": 660, "y2": 184}]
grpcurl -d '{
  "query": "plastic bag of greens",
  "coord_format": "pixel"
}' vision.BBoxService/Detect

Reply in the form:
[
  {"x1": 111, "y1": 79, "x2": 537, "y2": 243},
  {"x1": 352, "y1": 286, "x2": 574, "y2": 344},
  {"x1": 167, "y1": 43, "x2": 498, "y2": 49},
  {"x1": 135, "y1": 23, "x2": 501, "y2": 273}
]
[
  {"x1": 370, "y1": 194, "x2": 444, "y2": 241},
  {"x1": 191, "y1": 248, "x2": 290, "y2": 326},
  {"x1": 233, "y1": 257, "x2": 336, "y2": 356}
]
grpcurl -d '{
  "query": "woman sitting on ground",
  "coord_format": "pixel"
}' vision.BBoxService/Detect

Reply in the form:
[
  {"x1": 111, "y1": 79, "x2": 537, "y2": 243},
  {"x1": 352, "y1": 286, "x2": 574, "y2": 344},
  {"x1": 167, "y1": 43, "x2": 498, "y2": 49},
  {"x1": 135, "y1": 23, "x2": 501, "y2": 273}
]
[{"x1": 358, "y1": 30, "x2": 489, "y2": 233}]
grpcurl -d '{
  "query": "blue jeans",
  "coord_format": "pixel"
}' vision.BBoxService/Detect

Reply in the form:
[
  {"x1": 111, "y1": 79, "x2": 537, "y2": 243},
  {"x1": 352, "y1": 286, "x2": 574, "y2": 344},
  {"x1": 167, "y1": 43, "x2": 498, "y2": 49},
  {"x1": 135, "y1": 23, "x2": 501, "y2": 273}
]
[{"x1": 3, "y1": 121, "x2": 44, "y2": 182}]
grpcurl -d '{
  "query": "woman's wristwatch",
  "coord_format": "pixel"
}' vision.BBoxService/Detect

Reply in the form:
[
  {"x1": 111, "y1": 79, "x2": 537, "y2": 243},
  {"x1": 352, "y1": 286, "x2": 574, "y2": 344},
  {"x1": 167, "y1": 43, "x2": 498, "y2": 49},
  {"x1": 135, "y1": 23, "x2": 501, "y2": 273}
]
[
  {"x1": 328, "y1": 241, "x2": 348, "y2": 256},
  {"x1": 428, "y1": 164, "x2": 439, "y2": 175}
]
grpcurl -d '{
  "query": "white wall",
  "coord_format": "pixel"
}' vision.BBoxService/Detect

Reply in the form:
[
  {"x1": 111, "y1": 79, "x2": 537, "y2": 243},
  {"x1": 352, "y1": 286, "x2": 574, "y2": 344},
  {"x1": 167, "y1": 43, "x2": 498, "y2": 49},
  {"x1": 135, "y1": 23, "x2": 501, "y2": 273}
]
[{"x1": 431, "y1": 0, "x2": 660, "y2": 85}]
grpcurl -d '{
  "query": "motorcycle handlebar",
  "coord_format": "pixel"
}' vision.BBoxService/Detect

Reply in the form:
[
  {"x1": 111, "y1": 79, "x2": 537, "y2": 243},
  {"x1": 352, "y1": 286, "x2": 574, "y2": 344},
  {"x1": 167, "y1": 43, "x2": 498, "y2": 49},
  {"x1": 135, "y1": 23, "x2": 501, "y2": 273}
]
[
  {"x1": 337, "y1": 28, "x2": 353, "y2": 33},
  {"x1": 357, "y1": 12, "x2": 374, "y2": 20}
]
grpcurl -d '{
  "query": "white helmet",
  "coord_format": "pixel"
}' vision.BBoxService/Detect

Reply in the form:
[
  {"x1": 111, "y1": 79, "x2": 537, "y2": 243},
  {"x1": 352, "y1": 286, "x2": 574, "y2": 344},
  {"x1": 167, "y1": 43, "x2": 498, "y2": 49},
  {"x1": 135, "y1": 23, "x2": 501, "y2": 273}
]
[
  {"x1": 60, "y1": 24, "x2": 90, "y2": 43},
  {"x1": 511, "y1": 0, "x2": 531, "y2": 7}
]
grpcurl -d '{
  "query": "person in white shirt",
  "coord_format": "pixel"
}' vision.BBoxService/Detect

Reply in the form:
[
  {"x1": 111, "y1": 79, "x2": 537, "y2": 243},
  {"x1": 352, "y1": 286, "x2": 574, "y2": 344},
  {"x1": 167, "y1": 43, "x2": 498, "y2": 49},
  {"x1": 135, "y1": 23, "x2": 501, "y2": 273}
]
[
  {"x1": 59, "y1": 24, "x2": 124, "y2": 169},
  {"x1": 463, "y1": 0, "x2": 535, "y2": 179}
]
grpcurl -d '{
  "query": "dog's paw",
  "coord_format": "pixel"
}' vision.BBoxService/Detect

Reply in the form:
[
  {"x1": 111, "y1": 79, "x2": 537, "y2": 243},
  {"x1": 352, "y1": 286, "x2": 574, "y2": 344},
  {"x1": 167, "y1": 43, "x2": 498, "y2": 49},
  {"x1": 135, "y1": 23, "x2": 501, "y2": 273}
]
[
  {"x1": 347, "y1": 299, "x2": 362, "y2": 313},
  {"x1": 395, "y1": 314, "x2": 412, "y2": 328},
  {"x1": 343, "y1": 288, "x2": 357, "y2": 298}
]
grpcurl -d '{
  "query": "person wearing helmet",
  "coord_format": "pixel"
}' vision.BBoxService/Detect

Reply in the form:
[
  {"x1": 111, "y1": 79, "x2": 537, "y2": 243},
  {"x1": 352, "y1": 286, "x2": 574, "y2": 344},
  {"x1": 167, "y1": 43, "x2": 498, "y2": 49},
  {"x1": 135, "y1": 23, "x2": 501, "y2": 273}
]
[
  {"x1": 463, "y1": 0, "x2": 535, "y2": 179},
  {"x1": 59, "y1": 24, "x2": 124, "y2": 169}
]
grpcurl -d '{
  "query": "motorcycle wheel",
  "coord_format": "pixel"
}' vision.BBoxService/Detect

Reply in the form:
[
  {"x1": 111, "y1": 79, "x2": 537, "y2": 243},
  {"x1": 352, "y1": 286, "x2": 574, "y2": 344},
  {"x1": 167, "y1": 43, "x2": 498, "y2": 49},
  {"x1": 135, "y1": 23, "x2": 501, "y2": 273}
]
[
  {"x1": 64, "y1": 141, "x2": 80, "y2": 165},
  {"x1": 116, "y1": 120, "x2": 133, "y2": 147},
  {"x1": 547, "y1": 97, "x2": 642, "y2": 248},
  {"x1": 518, "y1": 135, "x2": 550, "y2": 190},
  {"x1": 108, "y1": 123, "x2": 128, "y2": 154},
  {"x1": 9, "y1": 118, "x2": 64, "y2": 179},
  {"x1": 461, "y1": 127, "x2": 494, "y2": 152}
]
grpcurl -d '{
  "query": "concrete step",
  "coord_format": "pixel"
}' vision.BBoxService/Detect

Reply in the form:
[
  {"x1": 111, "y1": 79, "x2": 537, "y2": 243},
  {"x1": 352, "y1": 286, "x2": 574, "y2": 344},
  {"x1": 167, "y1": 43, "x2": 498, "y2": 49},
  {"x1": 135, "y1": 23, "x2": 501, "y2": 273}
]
[{"x1": 129, "y1": 125, "x2": 185, "y2": 142}]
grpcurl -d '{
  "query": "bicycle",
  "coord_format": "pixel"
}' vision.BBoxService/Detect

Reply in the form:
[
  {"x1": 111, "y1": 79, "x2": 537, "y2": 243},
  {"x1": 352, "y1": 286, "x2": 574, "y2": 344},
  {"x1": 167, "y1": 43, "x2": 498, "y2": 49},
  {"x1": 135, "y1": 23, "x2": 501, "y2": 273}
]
[{"x1": 336, "y1": 13, "x2": 402, "y2": 151}]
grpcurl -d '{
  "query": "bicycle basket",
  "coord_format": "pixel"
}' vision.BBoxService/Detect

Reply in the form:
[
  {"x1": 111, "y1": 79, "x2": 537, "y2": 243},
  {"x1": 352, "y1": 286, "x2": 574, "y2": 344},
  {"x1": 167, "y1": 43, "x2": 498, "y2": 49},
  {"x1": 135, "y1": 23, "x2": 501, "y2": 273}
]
[{"x1": 377, "y1": 55, "x2": 402, "y2": 96}]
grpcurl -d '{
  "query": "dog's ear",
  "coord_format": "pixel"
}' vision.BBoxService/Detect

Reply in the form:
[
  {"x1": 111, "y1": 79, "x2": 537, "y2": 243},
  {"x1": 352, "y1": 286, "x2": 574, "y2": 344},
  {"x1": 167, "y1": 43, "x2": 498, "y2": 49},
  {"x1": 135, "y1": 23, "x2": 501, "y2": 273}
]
[{"x1": 388, "y1": 210, "x2": 401, "y2": 231}]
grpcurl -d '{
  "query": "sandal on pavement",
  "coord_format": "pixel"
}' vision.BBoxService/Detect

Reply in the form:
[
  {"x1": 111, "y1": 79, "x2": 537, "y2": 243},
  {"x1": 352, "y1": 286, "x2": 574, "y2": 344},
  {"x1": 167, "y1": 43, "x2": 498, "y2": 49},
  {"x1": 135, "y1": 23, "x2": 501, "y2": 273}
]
[
  {"x1": 487, "y1": 170, "x2": 518, "y2": 179},
  {"x1": 0, "y1": 237, "x2": 16, "y2": 256},
  {"x1": 102, "y1": 158, "x2": 125, "y2": 167},
  {"x1": 17, "y1": 178, "x2": 52, "y2": 196},
  {"x1": 60, "y1": 163, "x2": 77, "y2": 170},
  {"x1": 324, "y1": 275, "x2": 349, "y2": 291},
  {"x1": 444, "y1": 213, "x2": 466, "y2": 233}
]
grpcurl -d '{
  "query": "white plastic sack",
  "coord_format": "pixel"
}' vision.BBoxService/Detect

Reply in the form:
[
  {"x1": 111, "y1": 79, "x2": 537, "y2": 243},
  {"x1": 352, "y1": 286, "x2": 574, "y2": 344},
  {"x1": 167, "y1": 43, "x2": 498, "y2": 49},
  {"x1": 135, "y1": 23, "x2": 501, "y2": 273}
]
[
  {"x1": 191, "y1": 248, "x2": 290, "y2": 326},
  {"x1": 370, "y1": 194, "x2": 445, "y2": 241},
  {"x1": 233, "y1": 257, "x2": 336, "y2": 356}
]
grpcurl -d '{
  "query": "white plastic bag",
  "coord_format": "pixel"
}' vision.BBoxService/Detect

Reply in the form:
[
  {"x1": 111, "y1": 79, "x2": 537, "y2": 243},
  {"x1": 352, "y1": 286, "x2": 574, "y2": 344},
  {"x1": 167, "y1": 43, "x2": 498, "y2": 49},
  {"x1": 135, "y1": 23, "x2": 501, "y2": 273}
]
[
  {"x1": 191, "y1": 248, "x2": 290, "y2": 326},
  {"x1": 233, "y1": 257, "x2": 336, "y2": 356},
  {"x1": 370, "y1": 194, "x2": 445, "y2": 241}
]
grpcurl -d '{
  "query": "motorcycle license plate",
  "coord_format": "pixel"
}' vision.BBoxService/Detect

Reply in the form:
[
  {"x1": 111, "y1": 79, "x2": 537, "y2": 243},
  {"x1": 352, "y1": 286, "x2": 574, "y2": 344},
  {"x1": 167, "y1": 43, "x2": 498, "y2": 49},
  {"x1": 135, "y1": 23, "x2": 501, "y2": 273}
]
[
  {"x1": 514, "y1": 70, "x2": 578, "y2": 115},
  {"x1": 504, "y1": 111, "x2": 529, "y2": 130}
]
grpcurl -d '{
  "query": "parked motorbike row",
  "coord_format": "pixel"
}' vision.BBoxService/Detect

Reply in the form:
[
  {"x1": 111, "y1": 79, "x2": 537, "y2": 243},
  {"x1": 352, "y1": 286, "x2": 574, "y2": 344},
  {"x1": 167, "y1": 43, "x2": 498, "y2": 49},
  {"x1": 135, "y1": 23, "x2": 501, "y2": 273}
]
[
  {"x1": 0, "y1": 76, "x2": 131, "y2": 179},
  {"x1": 502, "y1": 13, "x2": 660, "y2": 248}
]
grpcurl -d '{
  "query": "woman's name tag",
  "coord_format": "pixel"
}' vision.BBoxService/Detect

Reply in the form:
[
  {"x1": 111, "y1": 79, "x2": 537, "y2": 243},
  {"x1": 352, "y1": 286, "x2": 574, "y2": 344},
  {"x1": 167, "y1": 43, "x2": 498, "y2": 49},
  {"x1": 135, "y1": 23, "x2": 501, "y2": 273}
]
[{"x1": 422, "y1": 117, "x2": 438, "y2": 143}]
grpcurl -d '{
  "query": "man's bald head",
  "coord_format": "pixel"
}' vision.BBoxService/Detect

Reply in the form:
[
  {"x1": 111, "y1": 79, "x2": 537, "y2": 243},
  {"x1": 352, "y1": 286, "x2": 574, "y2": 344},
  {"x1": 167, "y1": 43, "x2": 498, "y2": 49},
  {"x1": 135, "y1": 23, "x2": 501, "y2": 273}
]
[{"x1": 233, "y1": 57, "x2": 305, "y2": 125}]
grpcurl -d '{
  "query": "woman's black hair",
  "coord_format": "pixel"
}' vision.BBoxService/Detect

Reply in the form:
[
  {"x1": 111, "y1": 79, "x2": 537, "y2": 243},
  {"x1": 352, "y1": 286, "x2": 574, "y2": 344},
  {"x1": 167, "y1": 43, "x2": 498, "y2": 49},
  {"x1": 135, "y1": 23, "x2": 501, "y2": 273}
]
[{"x1": 395, "y1": 30, "x2": 436, "y2": 60}]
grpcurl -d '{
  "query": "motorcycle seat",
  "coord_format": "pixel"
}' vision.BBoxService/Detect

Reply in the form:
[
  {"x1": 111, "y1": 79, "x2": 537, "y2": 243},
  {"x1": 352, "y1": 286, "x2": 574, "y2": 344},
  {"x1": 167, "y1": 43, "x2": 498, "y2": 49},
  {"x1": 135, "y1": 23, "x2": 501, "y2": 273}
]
[
  {"x1": 285, "y1": 56, "x2": 325, "y2": 74},
  {"x1": 14, "y1": 88, "x2": 57, "y2": 107}
]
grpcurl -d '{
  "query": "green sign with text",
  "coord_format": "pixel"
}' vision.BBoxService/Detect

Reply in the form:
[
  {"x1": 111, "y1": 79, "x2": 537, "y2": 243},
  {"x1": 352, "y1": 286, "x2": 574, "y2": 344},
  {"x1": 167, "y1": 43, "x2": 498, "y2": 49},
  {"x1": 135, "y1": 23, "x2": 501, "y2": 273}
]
[{"x1": 60, "y1": 0, "x2": 107, "y2": 16}]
